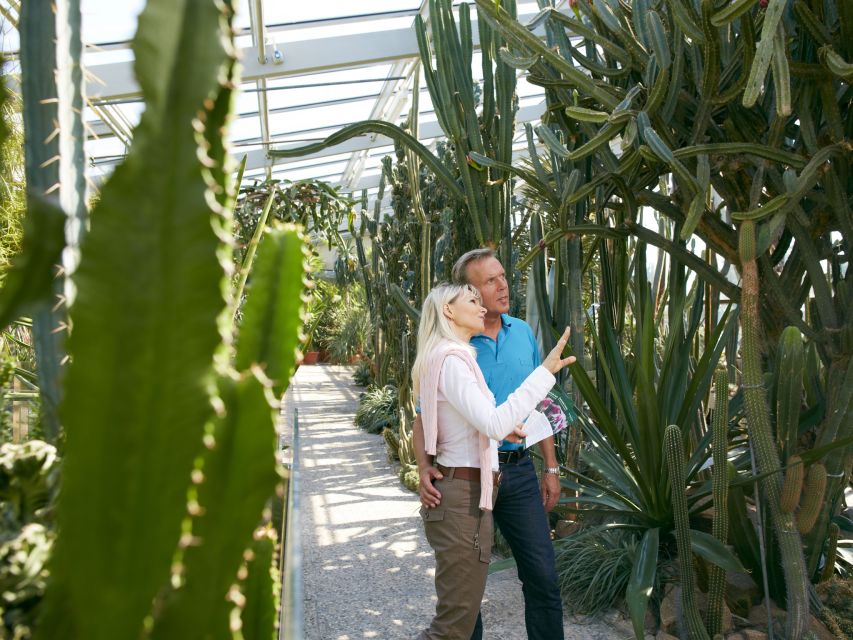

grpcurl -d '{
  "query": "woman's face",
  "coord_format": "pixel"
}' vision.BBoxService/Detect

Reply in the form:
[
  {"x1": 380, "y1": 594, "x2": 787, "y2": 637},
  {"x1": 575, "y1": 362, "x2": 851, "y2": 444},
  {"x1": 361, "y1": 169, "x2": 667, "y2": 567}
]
[{"x1": 444, "y1": 289, "x2": 486, "y2": 338}]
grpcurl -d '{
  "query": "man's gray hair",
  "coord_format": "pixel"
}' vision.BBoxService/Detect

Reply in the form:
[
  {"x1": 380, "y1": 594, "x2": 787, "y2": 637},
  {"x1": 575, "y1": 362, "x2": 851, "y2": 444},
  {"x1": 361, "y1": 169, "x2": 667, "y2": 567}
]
[{"x1": 451, "y1": 248, "x2": 496, "y2": 285}]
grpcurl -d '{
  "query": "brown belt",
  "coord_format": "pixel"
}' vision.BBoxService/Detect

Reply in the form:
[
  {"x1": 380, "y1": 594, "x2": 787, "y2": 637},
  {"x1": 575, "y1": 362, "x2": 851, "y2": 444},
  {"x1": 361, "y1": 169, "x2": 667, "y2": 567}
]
[{"x1": 436, "y1": 463, "x2": 500, "y2": 486}]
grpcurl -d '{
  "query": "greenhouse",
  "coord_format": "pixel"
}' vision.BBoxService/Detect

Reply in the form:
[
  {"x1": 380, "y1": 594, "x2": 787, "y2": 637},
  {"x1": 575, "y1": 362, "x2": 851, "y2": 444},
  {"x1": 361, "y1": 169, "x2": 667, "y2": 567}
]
[{"x1": 0, "y1": 0, "x2": 851, "y2": 638}]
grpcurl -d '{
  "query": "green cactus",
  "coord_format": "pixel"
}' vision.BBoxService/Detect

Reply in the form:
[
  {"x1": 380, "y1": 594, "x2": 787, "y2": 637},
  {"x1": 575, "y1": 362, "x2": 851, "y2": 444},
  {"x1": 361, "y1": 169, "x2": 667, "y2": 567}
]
[
  {"x1": 707, "y1": 370, "x2": 729, "y2": 637},
  {"x1": 819, "y1": 523, "x2": 840, "y2": 583},
  {"x1": 664, "y1": 424, "x2": 710, "y2": 640},
  {"x1": 775, "y1": 327, "x2": 805, "y2": 460},
  {"x1": 797, "y1": 463, "x2": 827, "y2": 534},
  {"x1": 739, "y1": 222, "x2": 808, "y2": 640},
  {"x1": 780, "y1": 455, "x2": 805, "y2": 514},
  {"x1": 240, "y1": 527, "x2": 278, "y2": 640},
  {"x1": 383, "y1": 427, "x2": 400, "y2": 462}
]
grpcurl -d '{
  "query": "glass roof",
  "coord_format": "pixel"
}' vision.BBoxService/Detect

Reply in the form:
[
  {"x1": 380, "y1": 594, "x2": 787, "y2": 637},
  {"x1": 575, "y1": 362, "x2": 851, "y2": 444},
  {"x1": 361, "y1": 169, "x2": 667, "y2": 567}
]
[{"x1": 2, "y1": 0, "x2": 553, "y2": 207}]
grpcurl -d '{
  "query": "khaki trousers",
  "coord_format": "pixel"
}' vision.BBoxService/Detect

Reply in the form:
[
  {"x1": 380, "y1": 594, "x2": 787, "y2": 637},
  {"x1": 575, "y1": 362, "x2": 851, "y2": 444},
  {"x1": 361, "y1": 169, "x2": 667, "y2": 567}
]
[{"x1": 417, "y1": 472, "x2": 495, "y2": 640}]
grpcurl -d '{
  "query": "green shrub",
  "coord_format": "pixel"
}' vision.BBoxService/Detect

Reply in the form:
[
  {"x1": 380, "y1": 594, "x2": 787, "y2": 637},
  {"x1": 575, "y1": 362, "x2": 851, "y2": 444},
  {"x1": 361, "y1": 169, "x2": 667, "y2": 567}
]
[{"x1": 354, "y1": 385, "x2": 398, "y2": 435}]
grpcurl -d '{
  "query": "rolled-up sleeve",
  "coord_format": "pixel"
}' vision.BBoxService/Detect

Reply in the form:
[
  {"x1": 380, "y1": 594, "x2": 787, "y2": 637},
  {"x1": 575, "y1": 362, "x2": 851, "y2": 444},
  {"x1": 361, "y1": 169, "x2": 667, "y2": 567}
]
[{"x1": 438, "y1": 355, "x2": 555, "y2": 441}]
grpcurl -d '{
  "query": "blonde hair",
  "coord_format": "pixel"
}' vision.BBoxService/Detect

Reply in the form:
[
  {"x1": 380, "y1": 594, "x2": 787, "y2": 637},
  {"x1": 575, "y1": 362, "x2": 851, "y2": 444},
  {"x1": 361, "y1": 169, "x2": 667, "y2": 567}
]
[{"x1": 411, "y1": 283, "x2": 480, "y2": 401}]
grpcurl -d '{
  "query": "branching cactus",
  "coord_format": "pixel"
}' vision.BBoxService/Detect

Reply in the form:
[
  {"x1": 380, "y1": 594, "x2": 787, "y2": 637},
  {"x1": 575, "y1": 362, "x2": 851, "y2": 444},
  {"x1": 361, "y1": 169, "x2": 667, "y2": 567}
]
[{"x1": 664, "y1": 424, "x2": 710, "y2": 640}]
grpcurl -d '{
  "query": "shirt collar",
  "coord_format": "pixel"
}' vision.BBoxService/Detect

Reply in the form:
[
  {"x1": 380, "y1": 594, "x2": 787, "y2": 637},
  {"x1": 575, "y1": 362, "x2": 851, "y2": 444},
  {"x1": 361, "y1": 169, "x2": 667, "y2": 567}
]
[{"x1": 472, "y1": 314, "x2": 511, "y2": 341}]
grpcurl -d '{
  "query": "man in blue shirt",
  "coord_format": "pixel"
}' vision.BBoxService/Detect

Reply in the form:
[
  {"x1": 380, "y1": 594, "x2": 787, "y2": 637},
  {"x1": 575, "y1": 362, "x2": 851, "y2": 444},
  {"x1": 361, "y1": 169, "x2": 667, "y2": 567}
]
[{"x1": 413, "y1": 248, "x2": 565, "y2": 640}]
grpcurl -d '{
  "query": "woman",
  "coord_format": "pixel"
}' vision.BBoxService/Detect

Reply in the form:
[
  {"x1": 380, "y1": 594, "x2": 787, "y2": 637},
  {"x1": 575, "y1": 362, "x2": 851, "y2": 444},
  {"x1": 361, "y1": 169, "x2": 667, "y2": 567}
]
[{"x1": 412, "y1": 283, "x2": 575, "y2": 640}]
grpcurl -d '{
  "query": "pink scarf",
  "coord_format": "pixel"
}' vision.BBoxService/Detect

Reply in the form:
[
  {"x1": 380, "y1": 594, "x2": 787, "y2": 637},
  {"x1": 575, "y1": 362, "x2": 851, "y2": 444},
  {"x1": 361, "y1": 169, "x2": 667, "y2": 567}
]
[{"x1": 420, "y1": 340, "x2": 496, "y2": 511}]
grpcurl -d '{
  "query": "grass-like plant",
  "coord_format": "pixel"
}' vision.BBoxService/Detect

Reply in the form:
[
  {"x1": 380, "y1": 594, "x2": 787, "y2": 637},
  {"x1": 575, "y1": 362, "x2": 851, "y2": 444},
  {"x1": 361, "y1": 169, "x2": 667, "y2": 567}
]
[
  {"x1": 354, "y1": 385, "x2": 399, "y2": 435},
  {"x1": 554, "y1": 526, "x2": 641, "y2": 616}
]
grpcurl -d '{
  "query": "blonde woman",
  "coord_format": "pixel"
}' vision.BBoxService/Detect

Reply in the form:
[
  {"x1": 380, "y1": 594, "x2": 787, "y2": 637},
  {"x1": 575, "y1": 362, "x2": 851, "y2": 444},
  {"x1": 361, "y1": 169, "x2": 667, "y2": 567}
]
[{"x1": 413, "y1": 283, "x2": 574, "y2": 640}]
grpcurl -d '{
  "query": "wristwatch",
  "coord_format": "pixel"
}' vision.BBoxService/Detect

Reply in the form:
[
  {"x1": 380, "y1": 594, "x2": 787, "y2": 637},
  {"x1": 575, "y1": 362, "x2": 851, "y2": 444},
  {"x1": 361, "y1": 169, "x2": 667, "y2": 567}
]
[{"x1": 544, "y1": 466, "x2": 560, "y2": 475}]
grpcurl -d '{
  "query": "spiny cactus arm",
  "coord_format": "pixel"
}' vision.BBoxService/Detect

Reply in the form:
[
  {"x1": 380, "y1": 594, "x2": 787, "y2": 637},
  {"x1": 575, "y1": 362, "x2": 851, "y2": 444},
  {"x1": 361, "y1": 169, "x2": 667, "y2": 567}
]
[
  {"x1": 148, "y1": 371, "x2": 280, "y2": 640},
  {"x1": 780, "y1": 455, "x2": 804, "y2": 514},
  {"x1": 776, "y1": 327, "x2": 805, "y2": 459},
  {"x1": 742, "y1": 0, "x2": 789, "y2": 113},
  {"x1": 474, "y1": 0, "x2": 620, "y2": 109},
  {"x1": 739, "y1": 221, "x2": 809, "y2": 640},
  {"x1": 664, "y1": 424, "x2": 712, "y2": 640},
  {"x1": 796, "y1": 463, "x2": 827, "y2": 534},
  {"x1": 269, "y1": 121, "x2": 465, "y2": 204},
  {"x1": 240, "y1": 527, "x2": 278, "y2": 640},
  {"x1": 707, "y1": 369, "x2": 730, "y2": 636}
]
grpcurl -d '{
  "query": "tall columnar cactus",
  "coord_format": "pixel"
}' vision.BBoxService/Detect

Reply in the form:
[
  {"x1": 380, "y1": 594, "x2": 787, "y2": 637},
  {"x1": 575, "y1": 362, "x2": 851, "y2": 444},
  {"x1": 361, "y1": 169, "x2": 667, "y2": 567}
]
[
  {"x1": 664, "y1": 424, "x2": 710, "y2": 640},
  {"x1": 738, "y1": 221, "x2": 808, "y2": 640},
  {"x1": 707, "y1": 369, "x2": 729, "y2": 637}
]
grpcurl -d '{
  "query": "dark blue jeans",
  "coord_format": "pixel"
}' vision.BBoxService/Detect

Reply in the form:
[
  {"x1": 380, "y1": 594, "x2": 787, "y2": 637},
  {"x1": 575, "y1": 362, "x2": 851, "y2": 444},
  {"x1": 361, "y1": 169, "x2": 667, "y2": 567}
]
[{"x1": 469, "y1": 456, "x2": 564, "y2": 640}]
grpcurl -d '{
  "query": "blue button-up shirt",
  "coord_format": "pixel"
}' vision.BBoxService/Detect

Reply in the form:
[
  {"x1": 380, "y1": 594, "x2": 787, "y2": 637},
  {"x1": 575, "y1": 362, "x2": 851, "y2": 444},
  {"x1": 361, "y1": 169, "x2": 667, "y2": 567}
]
[{"x1": 471, "y1": 314, "x2": 541, "y2": 451}]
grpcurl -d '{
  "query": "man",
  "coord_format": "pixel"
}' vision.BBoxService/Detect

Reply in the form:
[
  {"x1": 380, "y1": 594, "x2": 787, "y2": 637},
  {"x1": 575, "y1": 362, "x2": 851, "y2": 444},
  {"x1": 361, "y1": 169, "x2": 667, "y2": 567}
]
[{"x1": 413, "y1": 248, "x2": 565, "y2": 640}]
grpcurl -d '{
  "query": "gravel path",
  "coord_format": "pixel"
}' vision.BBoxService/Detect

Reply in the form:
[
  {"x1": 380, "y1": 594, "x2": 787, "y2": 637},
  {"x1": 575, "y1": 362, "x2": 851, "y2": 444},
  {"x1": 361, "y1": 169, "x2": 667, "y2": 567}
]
[{"x1": 281, "y1": 364, "x2": 633, "y2": 640}]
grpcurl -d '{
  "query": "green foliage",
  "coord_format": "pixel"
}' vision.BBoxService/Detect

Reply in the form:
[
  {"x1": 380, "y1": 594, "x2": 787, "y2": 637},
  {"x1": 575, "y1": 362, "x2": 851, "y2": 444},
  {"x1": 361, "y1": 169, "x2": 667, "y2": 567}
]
[
  {"x1": 234, "y1": 178, "x2": 353, "y2": 265},
  {"x1": 0, "y1": 88, "x2": 25, "y2": 277},
  {"x1": 554, "y1": 526, "x2": 640, "y2": 616},
  {"x1": 325, "y1": 285, "x2": 372, "y2": 364},
  {"x1": 354, "y1": 385, "x2": 399, "y2": 435},
  {"x1": 0, "y1": 198, "x2": 65, "y2": 332}
]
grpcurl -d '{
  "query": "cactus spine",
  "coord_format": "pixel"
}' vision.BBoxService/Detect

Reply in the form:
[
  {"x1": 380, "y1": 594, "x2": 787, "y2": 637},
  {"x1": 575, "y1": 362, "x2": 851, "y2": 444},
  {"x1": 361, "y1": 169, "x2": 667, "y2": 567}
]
[
  {"x1": 796, "y1": 463, "x2": 827, "y2": 534},
  {"x1": 738, "y1": 222, "x2": 808, "y2": 640},
  {"x1": 664, "y1": 424, "x2": 711, "y2": 640},
  {"x1": 780, "y1": 455, "x2": 804, "y2": 514},
  {"x1": 707, "y1": 370, "x2": 729, "y2": 637},
  {"x1": 383, "y1": 427, "x2": 400, "y2": 462}
]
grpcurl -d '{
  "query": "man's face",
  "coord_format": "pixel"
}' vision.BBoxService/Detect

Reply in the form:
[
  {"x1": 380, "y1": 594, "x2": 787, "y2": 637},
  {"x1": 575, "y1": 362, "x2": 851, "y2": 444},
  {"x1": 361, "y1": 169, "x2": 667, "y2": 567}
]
[{"x1": 465, "y1": 256, "x2": 509, "y2": 316}]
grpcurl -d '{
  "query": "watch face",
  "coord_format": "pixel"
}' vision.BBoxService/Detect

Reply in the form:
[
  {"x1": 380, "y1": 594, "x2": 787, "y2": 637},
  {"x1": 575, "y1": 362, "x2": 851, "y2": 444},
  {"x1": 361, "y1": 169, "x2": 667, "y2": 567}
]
[{"x1": 535, "y1": 385, "x2": 578, "y2": 436}]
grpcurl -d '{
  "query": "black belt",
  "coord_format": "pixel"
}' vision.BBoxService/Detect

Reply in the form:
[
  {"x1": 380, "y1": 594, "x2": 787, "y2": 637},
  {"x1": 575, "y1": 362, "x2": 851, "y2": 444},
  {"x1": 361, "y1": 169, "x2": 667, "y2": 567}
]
[{"x1": 498, "y1": 449, "x2": 528, "y2": 465}]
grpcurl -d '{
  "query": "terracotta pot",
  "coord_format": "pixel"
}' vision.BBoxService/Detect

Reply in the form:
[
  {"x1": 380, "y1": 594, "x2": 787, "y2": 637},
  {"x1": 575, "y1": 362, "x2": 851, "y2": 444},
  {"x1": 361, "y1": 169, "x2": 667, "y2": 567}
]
[{"x1": 301, "y1": 351, "x2": 319, "y2": 365}]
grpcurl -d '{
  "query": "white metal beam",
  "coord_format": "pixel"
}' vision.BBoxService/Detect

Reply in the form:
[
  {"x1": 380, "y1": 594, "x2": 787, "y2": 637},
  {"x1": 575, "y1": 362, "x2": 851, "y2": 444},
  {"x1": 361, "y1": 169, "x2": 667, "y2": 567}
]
[{"x1": 84, "y1": 10, "x2": 544, "y2": 101}]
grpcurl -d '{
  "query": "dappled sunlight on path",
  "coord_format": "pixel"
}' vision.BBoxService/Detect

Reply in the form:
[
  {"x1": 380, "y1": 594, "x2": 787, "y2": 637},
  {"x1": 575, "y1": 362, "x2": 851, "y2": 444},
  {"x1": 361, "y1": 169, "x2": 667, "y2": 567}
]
[{"x1": 284, "y1": 365, "x2": 633, "y2": 640}]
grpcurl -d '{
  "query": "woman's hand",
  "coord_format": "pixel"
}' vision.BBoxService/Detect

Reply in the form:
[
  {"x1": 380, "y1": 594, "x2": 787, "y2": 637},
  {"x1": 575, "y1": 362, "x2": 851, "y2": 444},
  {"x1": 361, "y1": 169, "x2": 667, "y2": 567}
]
[
  {"x1": 504, "y1": 425, "x2": 528, "y2": 444},
  {"x1": 542, "y1": 326, "x2": 577, "y2": 374}
]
